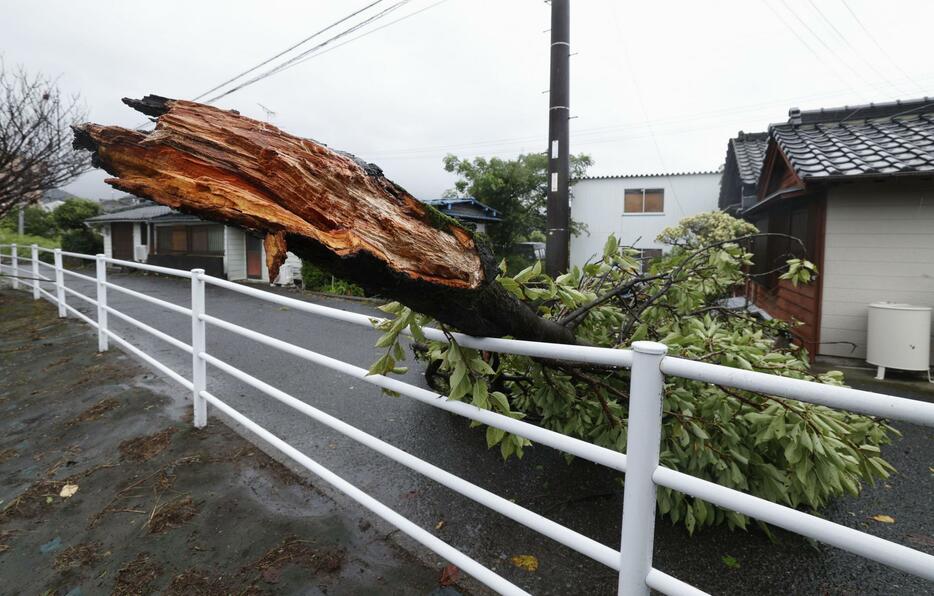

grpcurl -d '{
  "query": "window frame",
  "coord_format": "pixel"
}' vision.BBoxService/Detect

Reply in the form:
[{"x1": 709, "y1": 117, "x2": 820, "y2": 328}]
[
  {"x1": 154, "y1": 224, "x2": 225, "y2": 256},
  {"x1": 623, "y1": 188, "x2": 665, "y2": 215}
]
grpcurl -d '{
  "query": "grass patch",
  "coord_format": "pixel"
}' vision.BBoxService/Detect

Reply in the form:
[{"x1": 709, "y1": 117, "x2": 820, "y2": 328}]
[{"x1": 0, "y1": 230, "x2": 59, "y2": 259}]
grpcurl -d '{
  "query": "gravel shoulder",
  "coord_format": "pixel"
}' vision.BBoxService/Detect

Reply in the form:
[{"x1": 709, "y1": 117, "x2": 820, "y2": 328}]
[{"x1": 0, "y1": 290, "x2": 452, "y2": 595}]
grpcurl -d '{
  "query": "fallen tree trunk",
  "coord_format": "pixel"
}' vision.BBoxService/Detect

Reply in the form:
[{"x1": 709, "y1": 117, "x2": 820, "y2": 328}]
[{"x1": 73, "y1": 95, "x2": 576, "y2": 344}]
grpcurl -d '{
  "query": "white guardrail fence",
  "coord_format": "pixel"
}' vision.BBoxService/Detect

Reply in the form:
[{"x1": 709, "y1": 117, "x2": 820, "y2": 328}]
[{"x1": 1, "y1": 242, "x2": 932, "y2": 595}]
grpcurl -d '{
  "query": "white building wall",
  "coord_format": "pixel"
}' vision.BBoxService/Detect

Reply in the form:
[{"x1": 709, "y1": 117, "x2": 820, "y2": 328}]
[
  {"x1": 225, "y1": 226, "x2": 247, "y2": 281},
  {"x1": 101, "y1": 223, "x2": 112, "y2": 259},
  {"x1": 569, "y1": 172, "x2": 721, "y2": 267},
  {"x1": 130, "y1": 222, "x2": 149, "y2": 262},
  {"x1": 819, "y1": 181, "x2": 934, "y2": 363},
  {"x1": 260, "y1": 239, "x2": 269, "y2": 283}
]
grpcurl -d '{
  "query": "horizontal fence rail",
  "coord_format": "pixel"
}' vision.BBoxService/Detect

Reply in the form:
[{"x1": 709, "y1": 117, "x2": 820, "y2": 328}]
[{"x1": 1, "y1": 242, "x2": 932, "y2": 595}]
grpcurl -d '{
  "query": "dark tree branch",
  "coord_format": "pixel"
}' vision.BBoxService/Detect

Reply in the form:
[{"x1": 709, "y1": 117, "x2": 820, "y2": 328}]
[{"x1": 0, "y1": 61, "x2": 91, "y2": 217}]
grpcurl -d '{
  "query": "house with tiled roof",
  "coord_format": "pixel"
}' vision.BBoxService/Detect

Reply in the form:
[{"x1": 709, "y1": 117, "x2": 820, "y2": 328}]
[
  {"x1": 718, "y1": 131, "x2": 769, "y2": 214},
  {"x1": 570, "y1": 170, "x2": 721, "y2": 267},
  {"x1": 737, "y1": 97, "x2": 934, "y2": 364},
  {"x1": 84, "y1": 200, "x2": 301, "y2": 284},
  {"x1": 421, "y1": 197, "x2": 502, "y2": 234}
]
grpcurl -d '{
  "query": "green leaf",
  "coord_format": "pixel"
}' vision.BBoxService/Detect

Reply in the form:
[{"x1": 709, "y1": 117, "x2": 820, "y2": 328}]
[
  {"x1": 490, "y1": 391, "x2": 510, "y2": 413},
  {"x1": 449, "y1": 363, "x2": 467, "y2": 393},
  {"x1": 374, "y1": 333, "x2": 396, "y2": 348},
  {"x1": 689, "y1": 422, "x2": 709, "y2": 440},
  {"x1": 377, "y1": 301, "x2": 402, "y2": 314},
  {"x1": 367, "y1": 354, "x2": 389, "y2": 376},
  {"x1": 486, "y1": 426, "x2": 506, "y2": 448},
  {"x1": 472, "y1": 380, "x2": 489, "y2": 409},
  {"x1": 603, "y1": 234, "x2": 619, "y2": 257},
  {"x1": 498, "y1": 276, "x2": 524, "y2": 299},
  {"x1": 693, "y1": 498, "x2": 708, "y2": 525},
  {"x1": 500, "y1": 436, "x2": 515, "y2": 460},
  {"x1": 514, "y1": 265, "x2": 535, "y2": 283},
  {"x1": 469, "y1": 357, "x2": 495, "y2": 376}
]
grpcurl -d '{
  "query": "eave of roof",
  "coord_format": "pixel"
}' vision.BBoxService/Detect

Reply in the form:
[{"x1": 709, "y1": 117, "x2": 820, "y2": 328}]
[
  {"x1": 578, "y1": 170, "x2": 719, "y2": 181},
  {"x1": 764, "y1": 97, "x2": 934, "y2": 181},
  {"x1": 84, "y1": 204, "x2": 176, "y2": 223},
  {"x1": 422, "y1": 197, "x2": 502, "y2": 218}
]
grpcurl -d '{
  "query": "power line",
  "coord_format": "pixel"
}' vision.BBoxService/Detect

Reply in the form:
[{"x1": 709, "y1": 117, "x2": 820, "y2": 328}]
[
  {"x1": 802, "y1": 0, "x2": 908, "y2": 96},
  {"x1": 759, "y1": 0, "x2": 865, "y2": 100},
  {"x1": 361, "y1": 71, "x2": 934, "y2": 160},
  {"x1": 838, "y1": 0, "x2": 926, "y2": 95},
  {"x1": 610, "y1": 3, "x2": 686, "y2": 217},
  {"x1": 204, "y1": 0, "x2": 455, "y2": 102},
  {"x1": 191, "y1": 0, "x2": 387, "y2": 103},
  {"x1": 134, "y1": 0, "x2": 412, "y2": 129},
  {"x1": 284, "y1": 0, "x2": 455, "y2": 70},
  {"x1": 773, "y1": 0, "x2": 879, "y2": 99},
  {"x1": 204, "y1": 0, "x2": 413, "y2": 104}
]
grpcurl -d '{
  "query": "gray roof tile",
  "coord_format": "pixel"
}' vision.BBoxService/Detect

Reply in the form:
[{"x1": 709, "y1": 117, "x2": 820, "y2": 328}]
[
  {"x1": 771, "y1": 98, "x2": 934, "y2": 180},
  {"x1": 730, "y1": 132, "x2": 769, "y2": 185},
  {"x1": 85, "y1": 204, "x2": 176, "y2": 222}
]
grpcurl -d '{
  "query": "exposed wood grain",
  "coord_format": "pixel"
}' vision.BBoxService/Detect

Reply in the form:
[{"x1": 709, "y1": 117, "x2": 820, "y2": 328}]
[{"x1": 73, "y1": 96, "x2": 577, "y2": 344}]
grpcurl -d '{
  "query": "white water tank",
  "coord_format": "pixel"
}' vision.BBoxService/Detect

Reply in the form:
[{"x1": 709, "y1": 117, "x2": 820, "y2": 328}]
[{"x1": 866, "y1": 302, "x2": 931, "y2": 373}]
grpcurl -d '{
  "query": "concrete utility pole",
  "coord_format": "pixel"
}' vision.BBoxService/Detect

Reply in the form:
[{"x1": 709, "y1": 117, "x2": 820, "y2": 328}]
[
  {"x1": 545, "y1": 0, "x2": 570, "y2": 277},
  {"x1": 17, "y1": 206, "x2": 24, "y2": 235}
]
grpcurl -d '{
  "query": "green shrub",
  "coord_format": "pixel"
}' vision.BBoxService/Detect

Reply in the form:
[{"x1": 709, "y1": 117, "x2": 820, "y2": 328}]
[
  {"x1": 60, "y1": 228, "x2": 103, "y2": 255},
  {"x1": 53, "y1": 198, "x2": 101, "y2": 230},
  {"x1": 300, "y1": 261, "x2": 364, "y2": 297}
]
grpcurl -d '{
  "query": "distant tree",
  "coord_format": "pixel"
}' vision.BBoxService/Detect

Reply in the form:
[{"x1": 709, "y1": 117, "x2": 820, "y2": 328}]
[
  {"x1": 53, "y1": 197, "x2": 102, "y2": 254},
  {"x1": 52, "y1": 197, "x2": 100, "y2": 230},
  {"x1": 442, "y1": 152, "x2": 592, "y2": 254},
  {"x1": 0, "y1": 61, "x2": 91, "y2": 219},
  {"x1": 0, "y1": 204, "x2": 56, "y2": 236}
]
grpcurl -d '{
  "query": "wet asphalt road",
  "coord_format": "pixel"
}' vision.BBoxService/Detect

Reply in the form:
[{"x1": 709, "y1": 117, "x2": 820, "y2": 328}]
[{"x1": 19, "y1": 269, "x2": 934, "y2": 595}]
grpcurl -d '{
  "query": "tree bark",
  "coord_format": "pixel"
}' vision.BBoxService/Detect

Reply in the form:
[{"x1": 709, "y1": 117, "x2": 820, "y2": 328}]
[{"x1": 73, "y1": 96, "x2": 576, "y2": 344}]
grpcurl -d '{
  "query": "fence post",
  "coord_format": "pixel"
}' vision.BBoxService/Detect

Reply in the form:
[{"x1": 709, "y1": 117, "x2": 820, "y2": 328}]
[
  {"x1": 9, "y1": 243, "x2": 17, "y2": 290},
  {"x1": 618, "y1": 341, "x2": 668, "y2": 596},
  {"x1": 95, "y1": 254, "x2": 108, "y2": 352},
  {"x1": 53, "y1": 249, "x2": 66, "y2": 317},
  {"x1": 30, "y1": 244, "x2": 40, "y2": 300},
  {"x1": 190, "y1": 268, "x2": 207, "y2": 428}
]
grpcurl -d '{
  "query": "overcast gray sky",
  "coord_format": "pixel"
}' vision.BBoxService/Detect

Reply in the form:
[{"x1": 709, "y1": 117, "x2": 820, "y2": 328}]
[{"x1": 3, "y1": 0, "x2": 932, "y2": 201}]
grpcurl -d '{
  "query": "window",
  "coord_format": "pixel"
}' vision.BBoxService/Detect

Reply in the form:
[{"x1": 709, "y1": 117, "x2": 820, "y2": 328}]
[
  {"x1": 208, "y1": 226, "x2": 224, "y2": 253},
  {"x1": 139, "y1": 223, "x2": 147, "y2": 245},
  {"x1": 171, "y1": 228, "x2": 187, "y2": 251},
  {"x1": 751, "y1": 204, "x2": 813, "y2": 289},
  {"x1": 635, "y1": 248, "x2": 663, "y2": 272},
  {"x1": 624, "y1": 188, "x2": 664, "y2": 214},
  {"x1": 155, "y1": 224, "x2": 225, "y2": 255},
  {"x1": 639, "y1": 248, "x2": 663, "y2": 260}
]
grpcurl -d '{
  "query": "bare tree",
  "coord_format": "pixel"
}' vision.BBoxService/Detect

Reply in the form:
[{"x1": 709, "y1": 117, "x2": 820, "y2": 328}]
[{"x1": 0, "y1": 61, "x2": 91, "y2": 218}]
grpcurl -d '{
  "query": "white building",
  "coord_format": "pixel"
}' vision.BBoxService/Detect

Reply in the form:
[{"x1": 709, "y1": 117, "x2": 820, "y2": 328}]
[
  {"x1": 84, "y1": 204, "x2": 301, "y2": 284},
  {"x1": 569, "y1": 171, "x2": 721, "y2": 267}
]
